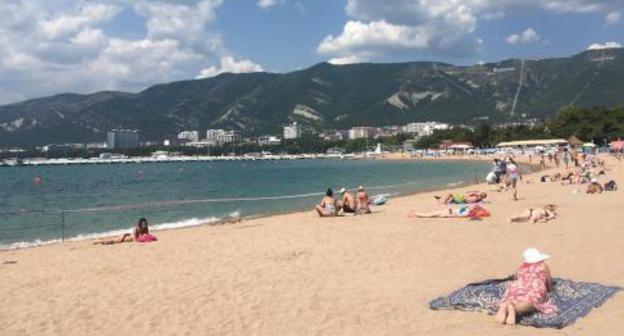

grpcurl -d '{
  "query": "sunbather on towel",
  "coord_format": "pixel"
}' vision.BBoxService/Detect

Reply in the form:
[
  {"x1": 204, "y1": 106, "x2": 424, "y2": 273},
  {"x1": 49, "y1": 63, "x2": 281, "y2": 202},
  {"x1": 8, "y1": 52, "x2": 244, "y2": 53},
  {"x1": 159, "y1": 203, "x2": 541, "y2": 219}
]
[
  {"x1": 509, "y1": 205, "x2": 557, "y2": 223},
  {"x1": 496, "y1": 248, "x2": 557, "y2": 326},
  {"x1": 95, "y1": 217, "x2": 157, "y2": 245},
  {"x1": 408, "y1": 204, "x2": 489, "y2": 219},
  {"x1": 435, "y1": 191, "x2": 487, "y2": 204}
]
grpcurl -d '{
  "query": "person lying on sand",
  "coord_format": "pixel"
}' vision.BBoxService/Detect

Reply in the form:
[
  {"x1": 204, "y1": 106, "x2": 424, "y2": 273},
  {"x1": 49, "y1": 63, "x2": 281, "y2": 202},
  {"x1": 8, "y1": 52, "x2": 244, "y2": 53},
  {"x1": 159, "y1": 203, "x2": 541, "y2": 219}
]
[
  {"x1": 495, "y1": 248, "x2": 557, "y2": 326},
  {"x1": 95, "y1": 217, "x2": 158, "y2": 245},
  {"x1": 586, "y1": 178, "x2": 604, "y2": 194},
  {"x1": 435, "y1": 191, "x2": 487, "y2": 204},
  {"x1": 509, "y1": 205, "x2": 557, "y2": 223},
  {"x1": 408, "y1": 204, "x2": 489, "y2": 219},
  {"x1": 315, "y1": 188, "x2": 337, "y2": 217}
]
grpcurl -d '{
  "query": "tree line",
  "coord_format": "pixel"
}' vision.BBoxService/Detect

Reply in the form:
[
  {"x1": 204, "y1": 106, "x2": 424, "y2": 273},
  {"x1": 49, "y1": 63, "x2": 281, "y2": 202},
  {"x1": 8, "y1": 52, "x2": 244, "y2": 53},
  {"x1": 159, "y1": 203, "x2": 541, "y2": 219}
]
[{"x1": 416, "y1": 106, "x2": 624, "y2": 148}]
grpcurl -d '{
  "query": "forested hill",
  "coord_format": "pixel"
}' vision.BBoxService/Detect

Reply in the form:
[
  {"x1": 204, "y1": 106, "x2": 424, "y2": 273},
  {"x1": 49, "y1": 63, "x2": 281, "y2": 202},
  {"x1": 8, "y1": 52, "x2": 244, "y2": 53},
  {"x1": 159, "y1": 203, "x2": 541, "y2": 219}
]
[{"x1": 1, "y1": 48, "x2": 623, "y2": 147}]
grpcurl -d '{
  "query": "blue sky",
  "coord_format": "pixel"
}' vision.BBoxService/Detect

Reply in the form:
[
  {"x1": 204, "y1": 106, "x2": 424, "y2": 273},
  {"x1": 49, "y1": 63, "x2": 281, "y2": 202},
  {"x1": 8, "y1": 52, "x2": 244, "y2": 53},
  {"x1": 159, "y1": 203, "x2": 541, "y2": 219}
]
[{"x1": 0, "y1": 0, "x2": 622, "y2": 104}]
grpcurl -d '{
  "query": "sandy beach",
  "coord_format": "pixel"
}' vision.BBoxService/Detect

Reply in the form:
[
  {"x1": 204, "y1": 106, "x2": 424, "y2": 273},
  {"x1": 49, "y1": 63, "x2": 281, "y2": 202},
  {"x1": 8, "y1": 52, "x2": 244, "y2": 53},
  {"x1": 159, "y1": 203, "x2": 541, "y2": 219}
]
[{"x1": 1, "y1": 156, "x2": 623, "y2": 335}]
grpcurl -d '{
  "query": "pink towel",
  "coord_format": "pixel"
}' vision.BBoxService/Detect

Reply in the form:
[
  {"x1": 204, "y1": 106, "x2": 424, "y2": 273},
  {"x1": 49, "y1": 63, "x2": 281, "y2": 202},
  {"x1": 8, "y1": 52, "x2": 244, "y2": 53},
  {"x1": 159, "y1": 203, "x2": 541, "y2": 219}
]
[{"x1": 136, "y1": 233, "x2": 157, "y2": 243}]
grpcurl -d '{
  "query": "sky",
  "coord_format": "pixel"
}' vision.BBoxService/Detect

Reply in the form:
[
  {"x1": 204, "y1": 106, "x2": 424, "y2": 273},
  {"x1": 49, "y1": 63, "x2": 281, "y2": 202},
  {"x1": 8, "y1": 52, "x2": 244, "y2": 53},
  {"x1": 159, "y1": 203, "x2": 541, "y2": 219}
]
[{"x1": 0, "y1": 0, "x2": 622, "y2": 104}]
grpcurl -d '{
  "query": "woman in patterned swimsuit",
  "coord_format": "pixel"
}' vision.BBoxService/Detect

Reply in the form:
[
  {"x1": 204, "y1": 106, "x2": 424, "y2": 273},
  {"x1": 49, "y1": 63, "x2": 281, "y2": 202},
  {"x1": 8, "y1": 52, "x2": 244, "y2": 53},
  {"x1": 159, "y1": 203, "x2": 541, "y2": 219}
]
[{"x1": 495, "y1": 248, "x2": 558, "y2": 325}]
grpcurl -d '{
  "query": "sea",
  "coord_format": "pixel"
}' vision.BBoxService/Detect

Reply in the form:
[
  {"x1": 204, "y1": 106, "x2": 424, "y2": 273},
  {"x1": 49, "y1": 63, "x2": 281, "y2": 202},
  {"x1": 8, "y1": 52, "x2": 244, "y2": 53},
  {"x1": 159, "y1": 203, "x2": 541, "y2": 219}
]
[{"x1": 0, "y1": 159, "x2": 488, "y2": 250}]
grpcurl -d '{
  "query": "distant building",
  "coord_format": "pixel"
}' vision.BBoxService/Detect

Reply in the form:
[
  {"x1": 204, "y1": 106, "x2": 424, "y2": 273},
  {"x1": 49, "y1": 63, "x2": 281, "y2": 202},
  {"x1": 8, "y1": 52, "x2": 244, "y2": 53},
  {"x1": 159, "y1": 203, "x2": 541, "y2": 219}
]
[
  {"x1": 283, "y1": 122, "x2": 301, "y2": 139},
  {"x1": 106, "y1": 129, "x2": 139, "y2": 149},
  {"x1": 348, "y1": 127, "x2": 373, "y2": 140},
  {"x1": 206, "y1": 129, "x2": 241, "y2": 144},
  {"x1": 86, "y1": 142, "x2": 107, "y2": 149},
  {"x1": 178, "y1": 131, "x2": 199, "y2": 142},
  {"x1": 320, "y1": 130, "x2": 346, "y2": 141},
  {"x1": 403, "y1": 122, "x2": 449, "y2": 137},
  {"x1": 206, "y1": 129, "x2": 225, "y2": 142},
  {"x1": 258, "y1": 135, "x2": 282, "y2": 146},
  {"x1": 218, "y1": 130, "x2": 242, "y2": 144}
]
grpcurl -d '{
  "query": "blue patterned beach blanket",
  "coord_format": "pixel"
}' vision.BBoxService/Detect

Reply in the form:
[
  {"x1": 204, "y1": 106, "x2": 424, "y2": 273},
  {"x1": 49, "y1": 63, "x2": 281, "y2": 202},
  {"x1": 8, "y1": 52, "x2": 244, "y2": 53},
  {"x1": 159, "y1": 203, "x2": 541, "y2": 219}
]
[{"x1": 429, "y1": 277, "x2": 620, "y2": 329}]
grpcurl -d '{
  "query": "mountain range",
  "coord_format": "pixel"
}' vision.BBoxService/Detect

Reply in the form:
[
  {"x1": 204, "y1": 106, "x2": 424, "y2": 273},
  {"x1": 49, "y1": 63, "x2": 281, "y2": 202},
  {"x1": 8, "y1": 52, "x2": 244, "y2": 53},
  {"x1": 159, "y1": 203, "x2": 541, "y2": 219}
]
[{"x1": 1, "y1": 48, "x2": 623, "y2": 147}]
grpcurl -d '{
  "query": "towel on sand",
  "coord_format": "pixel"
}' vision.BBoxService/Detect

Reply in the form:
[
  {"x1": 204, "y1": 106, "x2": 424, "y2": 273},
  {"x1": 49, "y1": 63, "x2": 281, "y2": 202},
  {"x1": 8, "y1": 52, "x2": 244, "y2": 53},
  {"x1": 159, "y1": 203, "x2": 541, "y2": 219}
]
[{"x1": 429, "y1": 277, "x2": 620, "y2": 329}]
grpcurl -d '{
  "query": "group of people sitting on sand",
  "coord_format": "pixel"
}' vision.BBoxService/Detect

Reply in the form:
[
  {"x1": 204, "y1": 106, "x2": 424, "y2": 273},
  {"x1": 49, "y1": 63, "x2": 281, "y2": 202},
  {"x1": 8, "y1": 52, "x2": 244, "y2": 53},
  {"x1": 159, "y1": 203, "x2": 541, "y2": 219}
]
[
  {"x1": 538, "y1": 153, "x2": 617, "y2": 194},
  {"x1": 316, "y1": 186, "x2": 373, "y2": 217}
]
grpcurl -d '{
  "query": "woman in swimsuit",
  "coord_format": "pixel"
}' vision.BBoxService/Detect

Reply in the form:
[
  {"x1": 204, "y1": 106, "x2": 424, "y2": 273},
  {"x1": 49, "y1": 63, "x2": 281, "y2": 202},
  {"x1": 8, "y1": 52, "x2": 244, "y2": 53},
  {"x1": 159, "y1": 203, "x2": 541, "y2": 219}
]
[
  {"x1": 509, "y1": 205, "x2": 557, "y2": 223},
  {"x1": 496, "y1": 248, "x2": 557, "y2": 325},
  {"x1": 315, "y1": 188, "x2": 337, "y2": 217},
  {"x1": 95, "y1": 218, "x2": 158, "y2": 245},
  {"x1": 356, "y1": 186, "x2": 372, "y2": 214},
  {"x1": 408, "y1": 205, "x2": 472, "y2": 218}
]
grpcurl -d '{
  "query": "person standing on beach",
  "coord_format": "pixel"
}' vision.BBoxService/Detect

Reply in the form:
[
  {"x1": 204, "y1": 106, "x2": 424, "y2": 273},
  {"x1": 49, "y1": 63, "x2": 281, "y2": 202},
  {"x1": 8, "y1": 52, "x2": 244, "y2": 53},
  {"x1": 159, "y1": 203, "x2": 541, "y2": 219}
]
[
  {"x1": 563, "y1": 149, "x2": 570, "y2": 169},
  {"x1": 506, "y1": 158, "x2": 522, "y2": 200}
]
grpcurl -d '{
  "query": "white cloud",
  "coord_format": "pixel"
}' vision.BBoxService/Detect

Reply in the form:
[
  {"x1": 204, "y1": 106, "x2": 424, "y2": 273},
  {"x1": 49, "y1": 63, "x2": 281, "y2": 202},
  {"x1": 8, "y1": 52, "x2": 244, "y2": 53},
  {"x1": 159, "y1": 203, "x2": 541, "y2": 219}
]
[
  {"x1": 257, "y1": 0, "x2": 277, "y2": 9},
  {"x1": 197, "y1": 56, "x2": 263, "y2": 78},
  {"x1": 320, "y1": 0, "x2": 622, "y2": 62},
  {"x1": 0, "y1": 0, "x2": 263, "y2": 104},
  {"x1": 605, "y1": 11, "x2": 621, "y2": 24},
  {"x1": 506, "y1": 28, "x2": 541, "y2": 45},
  {"x1": 587, "y1": 41, "x2": 622, "y2": 50},
  {"x1": 40, "y1": 3, "x2": 121, "y2": 39}
]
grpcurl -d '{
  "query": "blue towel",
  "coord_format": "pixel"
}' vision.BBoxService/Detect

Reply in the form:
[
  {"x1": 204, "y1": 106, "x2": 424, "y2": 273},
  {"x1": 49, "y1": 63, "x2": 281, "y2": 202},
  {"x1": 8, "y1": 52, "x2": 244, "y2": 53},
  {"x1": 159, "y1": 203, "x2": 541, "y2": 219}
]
[{"x1": 429, "y1": 277, "x2": 620, "y2": 329}]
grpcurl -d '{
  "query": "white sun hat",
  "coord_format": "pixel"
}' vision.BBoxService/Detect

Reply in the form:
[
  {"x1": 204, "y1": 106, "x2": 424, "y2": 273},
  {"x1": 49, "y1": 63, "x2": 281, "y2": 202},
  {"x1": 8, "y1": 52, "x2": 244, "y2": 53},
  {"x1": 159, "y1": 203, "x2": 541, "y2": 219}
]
[
  {"x1": 523, "y1": 248, "x2": 550, "y2": 264},
  {"x1": 591, "y1": 178, "x2": 598, "y2": 183},
  {"x1": 339, "y1": 187, "x2": 346, "y2": 194}
]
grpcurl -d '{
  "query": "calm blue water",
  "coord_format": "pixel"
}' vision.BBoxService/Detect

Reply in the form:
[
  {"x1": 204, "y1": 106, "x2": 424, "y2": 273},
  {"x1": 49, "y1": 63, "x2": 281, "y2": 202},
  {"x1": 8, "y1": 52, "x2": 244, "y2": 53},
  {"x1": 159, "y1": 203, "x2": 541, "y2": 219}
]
[{"x1": 0, "y1": 159, "x2": 488, "y2": 248}]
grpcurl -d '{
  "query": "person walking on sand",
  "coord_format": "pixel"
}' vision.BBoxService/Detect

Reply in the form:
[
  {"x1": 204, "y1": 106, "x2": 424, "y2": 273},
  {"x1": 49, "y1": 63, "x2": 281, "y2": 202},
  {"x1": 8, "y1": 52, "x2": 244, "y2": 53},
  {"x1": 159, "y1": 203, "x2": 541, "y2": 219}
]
[
  {"x1": 505, "y1": 158, "x2": 522, "y2": 200},
  {"x1": 495, "y1": 248, "x2": 557, "y2": 326},
  {"x1": 315, "y1": 188, "x2": 337, "y2": 217}
]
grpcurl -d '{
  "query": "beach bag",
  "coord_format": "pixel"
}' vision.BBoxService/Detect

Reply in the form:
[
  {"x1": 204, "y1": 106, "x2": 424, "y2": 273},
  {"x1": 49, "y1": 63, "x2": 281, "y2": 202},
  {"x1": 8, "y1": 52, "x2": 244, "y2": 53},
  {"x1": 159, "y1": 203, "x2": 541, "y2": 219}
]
[
  {"x1": 372, "y1": 195, "x2": 387, "y2": 206},
  {"x1": 468, "y1": 205, "x2": 490, "y2": 219},
  {"x1": 604, "y1": 180, "x2": 617, "y2": 191}
]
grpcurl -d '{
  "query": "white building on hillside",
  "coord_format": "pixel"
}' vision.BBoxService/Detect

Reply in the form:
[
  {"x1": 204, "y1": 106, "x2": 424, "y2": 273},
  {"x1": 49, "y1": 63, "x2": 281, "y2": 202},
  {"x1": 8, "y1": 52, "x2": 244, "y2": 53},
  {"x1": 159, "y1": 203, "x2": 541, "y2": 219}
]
[
  {"x1": 348, "y1": 127, "x2": 373, "y2": 140},
  {"x1": 178, "y1": 131, "x2": 199, "y2": 142},
  {"x1": 283, "y1": 122, "x2": 301, "y2": 139},
  {"x1": 403, "y1": 122, "x2": 449, "y2": 137}
]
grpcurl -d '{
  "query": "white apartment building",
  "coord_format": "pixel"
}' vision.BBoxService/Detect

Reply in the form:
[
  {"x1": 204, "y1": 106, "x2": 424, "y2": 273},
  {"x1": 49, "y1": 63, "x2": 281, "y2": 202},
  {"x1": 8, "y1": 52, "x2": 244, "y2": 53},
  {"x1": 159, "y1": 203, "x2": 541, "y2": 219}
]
[
  {"x1": 283, "y1": 122, "x2": 301, "y2": 139},
  {"x1": 348, "y1": 127, "x2": 373, "y2": 140},
  {"x1": 177, "y1": 131, "x2": 199, "y2": 142}
]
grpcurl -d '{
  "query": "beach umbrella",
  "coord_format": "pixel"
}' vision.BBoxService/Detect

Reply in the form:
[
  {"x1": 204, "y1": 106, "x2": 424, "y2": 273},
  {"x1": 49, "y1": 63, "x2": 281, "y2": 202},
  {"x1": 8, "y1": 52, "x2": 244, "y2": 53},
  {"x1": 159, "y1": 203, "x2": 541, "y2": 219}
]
[
  {"x1": 567, "y1": 136, "x2": 583, "y2": 147},
  {"x1": 582, "y1": 142, "x2": 597, "y2": 147}
]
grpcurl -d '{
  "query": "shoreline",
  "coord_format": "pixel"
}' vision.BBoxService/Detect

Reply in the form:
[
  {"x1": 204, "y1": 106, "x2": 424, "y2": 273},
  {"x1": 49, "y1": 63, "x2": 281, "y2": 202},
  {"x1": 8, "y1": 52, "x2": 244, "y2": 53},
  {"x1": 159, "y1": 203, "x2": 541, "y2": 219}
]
[{"x1": 1, "y1": 156, "x2": 539, "y2": 252}]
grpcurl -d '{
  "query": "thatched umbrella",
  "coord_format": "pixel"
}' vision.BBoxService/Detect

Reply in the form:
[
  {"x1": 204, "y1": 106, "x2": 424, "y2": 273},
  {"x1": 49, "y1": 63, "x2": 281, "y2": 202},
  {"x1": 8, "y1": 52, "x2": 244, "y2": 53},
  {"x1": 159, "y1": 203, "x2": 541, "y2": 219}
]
[{"x1": 567, "y1": 136, "x2": 583, "y2": 147}]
